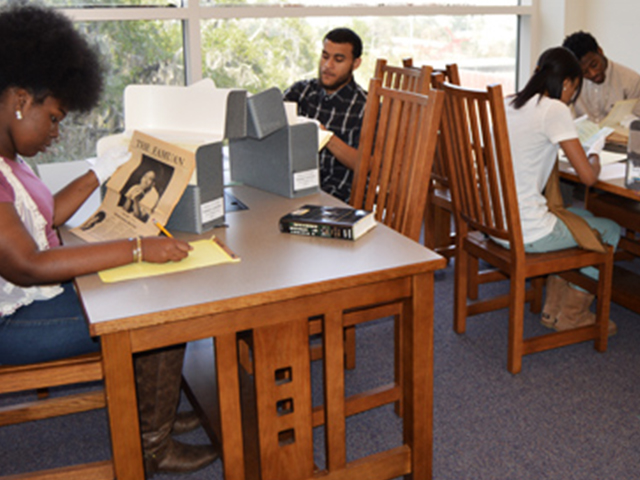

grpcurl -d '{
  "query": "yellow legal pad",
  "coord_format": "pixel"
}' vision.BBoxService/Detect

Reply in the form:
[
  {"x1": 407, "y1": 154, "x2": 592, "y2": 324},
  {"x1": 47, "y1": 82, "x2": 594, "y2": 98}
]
[{"x1": 98, "y1": 237, "x2": 240, "y2": 283}]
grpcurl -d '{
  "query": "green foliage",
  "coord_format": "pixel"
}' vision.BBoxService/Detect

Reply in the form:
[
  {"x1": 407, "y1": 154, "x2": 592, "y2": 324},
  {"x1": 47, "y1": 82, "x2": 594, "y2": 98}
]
[
  {"x1": 202, "y1": 17, "x2": 318, "y2": 94},
  {"x1": 36, "y1": 18, "x2": 184, "y2": 164}
]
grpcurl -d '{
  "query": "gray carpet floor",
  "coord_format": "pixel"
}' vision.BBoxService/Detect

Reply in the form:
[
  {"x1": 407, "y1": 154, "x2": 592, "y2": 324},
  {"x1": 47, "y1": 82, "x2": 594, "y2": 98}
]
[{"x1": 2, "y1": 258, "x2": 639, "y2": 479}]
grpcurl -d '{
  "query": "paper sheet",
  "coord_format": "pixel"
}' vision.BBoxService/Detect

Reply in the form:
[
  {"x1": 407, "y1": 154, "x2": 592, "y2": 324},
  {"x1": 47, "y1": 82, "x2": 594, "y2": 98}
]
[
  {"x1": 598, "y1": 162, "x2": 627, "y2": 180},
  {"x1": 600, "y1": 99, "x2": 638, "y2": 135},
  {"x1": 287, "y1": 111, "x2": 334, "y2": 151},
  {"x1": 559, "y1": 149, "x2": 625, "y2": 166},
  {"x1": 318, "y1": 129, "x2": 334, "y2": 150},
  {"x1": 560, "y1": 159, "x2": 626, "y2": 180},
  {"x1": 98, "y1": 237, "x2": 239, "y2": 283}
]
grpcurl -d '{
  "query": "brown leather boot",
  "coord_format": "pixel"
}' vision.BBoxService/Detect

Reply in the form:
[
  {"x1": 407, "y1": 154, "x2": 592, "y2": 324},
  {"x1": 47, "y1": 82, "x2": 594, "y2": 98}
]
[
  {"x1": 135, "y1": 344, "x2": 218, "y2": 477},
  {"x1": 172, "y1": 410, "x2": 201, "y2": 435},
  {"x1": 540, "y1": 275, "x2": 569, "y2": 329},
  {"x1": 549, "y1": 285, "x2": 617, "y2": 336}
]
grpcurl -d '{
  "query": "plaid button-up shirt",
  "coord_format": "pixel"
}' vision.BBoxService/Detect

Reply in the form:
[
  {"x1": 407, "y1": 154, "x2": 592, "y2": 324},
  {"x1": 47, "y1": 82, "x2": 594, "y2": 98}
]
[{"x1": 284, "y1": 78, "x2": 367, "y2": 202}]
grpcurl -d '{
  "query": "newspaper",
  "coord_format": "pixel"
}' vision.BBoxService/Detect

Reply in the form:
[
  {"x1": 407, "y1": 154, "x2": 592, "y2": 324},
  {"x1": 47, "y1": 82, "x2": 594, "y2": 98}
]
[{"x1": 71, "y1": 130, "x2": 195, "y2": 242}]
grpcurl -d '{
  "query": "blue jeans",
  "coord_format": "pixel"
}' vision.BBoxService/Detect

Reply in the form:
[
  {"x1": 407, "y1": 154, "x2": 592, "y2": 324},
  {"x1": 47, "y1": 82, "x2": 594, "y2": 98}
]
[
  {"x1": 0, "y1": 282, "x2": 99, "y2": 365},
  {"x1": 524, "y1": 207, "x2": 621, "y2": 284}
]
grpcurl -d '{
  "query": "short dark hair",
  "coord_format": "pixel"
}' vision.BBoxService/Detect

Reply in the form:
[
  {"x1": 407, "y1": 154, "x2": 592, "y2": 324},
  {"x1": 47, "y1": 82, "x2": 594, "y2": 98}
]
[
  {"x1": 511, "y1": 47, "x2": 583, "y2": 109},
  {"x1": 324, "y1": 28, "x2": 363, "y2": 59},
  {"x1": 0, "y1": 2, "x2": 103, "y2": 112},
  {"x1": 562, "y1": 31, "x2": 600, "y2": 61}
]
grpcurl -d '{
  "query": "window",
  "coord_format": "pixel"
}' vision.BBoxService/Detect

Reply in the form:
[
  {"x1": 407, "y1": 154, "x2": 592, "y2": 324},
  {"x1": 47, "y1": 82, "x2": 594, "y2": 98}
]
[{"x1": 34, "y1": 1, "x2": 532, "y2": 163}]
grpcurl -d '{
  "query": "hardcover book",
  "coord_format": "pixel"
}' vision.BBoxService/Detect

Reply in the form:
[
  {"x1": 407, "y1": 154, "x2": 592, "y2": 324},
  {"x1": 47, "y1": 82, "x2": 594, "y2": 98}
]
[{"x1": 279, "y1": 205, "x2": 376, "y2": 240}]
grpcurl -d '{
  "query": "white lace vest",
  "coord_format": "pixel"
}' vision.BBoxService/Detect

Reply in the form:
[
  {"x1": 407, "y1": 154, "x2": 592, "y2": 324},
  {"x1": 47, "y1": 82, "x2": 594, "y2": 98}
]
[{"x1": 0, "y1": 158, "x2": 63, "y2": 316}]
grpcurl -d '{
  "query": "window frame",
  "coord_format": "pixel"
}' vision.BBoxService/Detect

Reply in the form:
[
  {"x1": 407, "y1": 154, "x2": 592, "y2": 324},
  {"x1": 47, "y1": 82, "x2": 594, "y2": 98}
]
[{"x1": 64, "y1": 2, "x2": 536, "y2": 89}]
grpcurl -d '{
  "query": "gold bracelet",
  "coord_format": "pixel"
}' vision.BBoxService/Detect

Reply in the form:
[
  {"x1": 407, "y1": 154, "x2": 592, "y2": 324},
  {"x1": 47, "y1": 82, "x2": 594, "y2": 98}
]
[
  {"x1": 131, "y1": 237, "x2": 142, "y2": 263},
  {"x1": 135, "y1": 236, "x2": 143, "y2": 263}
]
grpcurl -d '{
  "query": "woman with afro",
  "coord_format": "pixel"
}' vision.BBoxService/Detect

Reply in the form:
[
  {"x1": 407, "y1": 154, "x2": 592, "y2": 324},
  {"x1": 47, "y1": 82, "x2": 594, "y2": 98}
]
[{"x1": 0, "y1": 2, "x2": 217, "y2": 475}]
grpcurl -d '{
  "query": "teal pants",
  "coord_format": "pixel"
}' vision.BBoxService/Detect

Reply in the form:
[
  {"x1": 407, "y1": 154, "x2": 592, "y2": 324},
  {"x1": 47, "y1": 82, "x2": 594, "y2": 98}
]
[{"x1": 524, "y1": 207, "x2": 621, "y2": 286}]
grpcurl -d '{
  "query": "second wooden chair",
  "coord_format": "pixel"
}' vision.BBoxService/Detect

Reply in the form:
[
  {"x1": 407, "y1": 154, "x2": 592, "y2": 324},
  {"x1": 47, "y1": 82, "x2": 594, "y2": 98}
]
[
  {"x1": 308, "y1": 78, "x2": 444, "y2": 415},
  {"x1": 440, "y1": 82, "x2": 613, "y2": 374}
]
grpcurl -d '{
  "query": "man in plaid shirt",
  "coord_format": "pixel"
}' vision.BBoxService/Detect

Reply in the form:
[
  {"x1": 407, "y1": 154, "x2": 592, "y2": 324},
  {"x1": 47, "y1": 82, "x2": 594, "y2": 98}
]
[{"x1": 284, "y1": 28, "x2": 367, "y2": 203}]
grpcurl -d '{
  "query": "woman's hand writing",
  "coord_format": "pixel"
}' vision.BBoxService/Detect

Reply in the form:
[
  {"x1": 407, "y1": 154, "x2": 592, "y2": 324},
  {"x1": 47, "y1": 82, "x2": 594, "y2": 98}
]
[{"x1": 140, "y1": 237, "x2": 193, "y2": 263}]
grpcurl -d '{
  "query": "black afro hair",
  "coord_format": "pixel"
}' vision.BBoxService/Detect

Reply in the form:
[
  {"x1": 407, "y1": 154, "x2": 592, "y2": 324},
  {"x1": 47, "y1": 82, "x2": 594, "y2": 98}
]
[{"x1": 0, "y1": 2, "x2": 104, "y2": 113}]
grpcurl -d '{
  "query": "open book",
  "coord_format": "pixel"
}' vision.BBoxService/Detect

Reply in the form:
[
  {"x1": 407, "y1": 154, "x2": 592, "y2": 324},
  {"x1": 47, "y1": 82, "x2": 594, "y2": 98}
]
[
  {"x1": 284, "y1": 101, "x2": 334, "y2": 151},
  {"x1": 560, "y1": 114, "x2": 626, "y2": 166},
  {"x1": 71, "y1": 131, "x2": 195, "y2": 242}
]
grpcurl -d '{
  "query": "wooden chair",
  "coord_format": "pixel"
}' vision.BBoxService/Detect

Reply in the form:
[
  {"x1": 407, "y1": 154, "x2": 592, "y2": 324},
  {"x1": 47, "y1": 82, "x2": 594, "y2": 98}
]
[
  {"x1": 381, "y1": 58, "x2": 460, "y2": 259},
  {"x1": 373, "y1": 58, "x2": 431, "y2": 94},
  {"x1": 0, "y1": 352, "x2": 112, "y2": 479},
  {"x1": 439, "y1": 82, "x2": 613, "y2": 374},
  {"x1": 332, "y1": 79, "x2": 444, "y2": 414},
  {"x1": 423, "y1": 63, "x2": 461, "y2": 262},
  {"x1": 350, "y1": 78, "x2": 444, "y2": 236},
  {"x1": 305, "y1": 60, "x2": 436, "y2": 373},
  {"x1": 307, "y1": 78, "x2": 443, "y2": 380}
]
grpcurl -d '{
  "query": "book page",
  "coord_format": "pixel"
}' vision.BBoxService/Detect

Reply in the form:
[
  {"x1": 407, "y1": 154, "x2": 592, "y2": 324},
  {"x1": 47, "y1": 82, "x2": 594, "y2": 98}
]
[
  {"x1": 574, "y1": 115, "x2": 613, "y2": 148},
  {"x1": 70, "y1": 131, "x2": 195, "y2": 242},
  {"x1": 318, "y1": 129, "x2": 334, "y2": 150},
  {"x1": 559, "y1": 149, "x2": 625, "y2": 166},
  {"x1": 98, "y1": 237, "x2": 239, "y2": 283},
  {"x1": 600, "y1": 99, "x2": 638, "y2": 136},
  {"x1": 290, "y1": 114, "x2": 334, "y2": 152}
]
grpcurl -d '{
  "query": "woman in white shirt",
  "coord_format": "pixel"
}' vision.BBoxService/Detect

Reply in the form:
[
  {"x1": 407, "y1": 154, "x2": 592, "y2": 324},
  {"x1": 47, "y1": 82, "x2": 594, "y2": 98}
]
[{"x1": 505, "y1": 47, "x2": 620, "y2": 334}]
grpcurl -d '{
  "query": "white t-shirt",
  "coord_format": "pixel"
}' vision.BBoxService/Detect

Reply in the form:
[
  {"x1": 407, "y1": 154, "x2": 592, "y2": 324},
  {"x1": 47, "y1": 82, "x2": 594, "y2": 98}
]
[{"x1": 505, "y1": 95, "x2": 578, "y2": 243}]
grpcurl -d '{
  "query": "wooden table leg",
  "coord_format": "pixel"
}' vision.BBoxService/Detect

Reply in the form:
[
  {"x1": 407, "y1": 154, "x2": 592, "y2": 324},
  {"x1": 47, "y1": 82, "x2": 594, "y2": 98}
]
[
  {"x1": 322, "y1": 309, "x2": 347, "y2": 472},
  {"x1": 215, "y1": 333, "x2": 246, "y2": 480},
  {"x1": 101, "y1": 332, "x2": 145, "y2": 480},
  {"x1": 252, "y1": 318, "x2": 314, "y2": 480},
  {"x1": 403, "y1": 272, "x2": 434, "y2": 480}
]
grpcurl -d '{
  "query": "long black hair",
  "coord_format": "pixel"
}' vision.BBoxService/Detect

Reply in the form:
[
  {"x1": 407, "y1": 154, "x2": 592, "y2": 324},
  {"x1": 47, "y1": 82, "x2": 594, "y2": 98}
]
[{"x1": 510, "y1": 47, "x2": 582, "y2": 109}]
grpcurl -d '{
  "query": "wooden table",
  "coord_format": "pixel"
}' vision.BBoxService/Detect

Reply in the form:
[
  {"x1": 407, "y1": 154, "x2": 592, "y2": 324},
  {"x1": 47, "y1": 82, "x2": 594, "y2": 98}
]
[
  {"x1": 64, "y1": 185, "x2": 445, "y2": 480},
  {"x1": 559, "y1": 162, "x2": 640, "y2": 313}
]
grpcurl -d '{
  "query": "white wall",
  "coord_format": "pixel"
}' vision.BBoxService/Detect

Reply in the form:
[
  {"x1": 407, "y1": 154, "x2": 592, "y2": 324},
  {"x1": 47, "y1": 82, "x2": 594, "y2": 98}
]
[
  {"x1": 538, "y1": 0, "x2": 640, "y2": 72},
  {"x1": 580, "y1": 0, "x2": 640, "y2": 73}
]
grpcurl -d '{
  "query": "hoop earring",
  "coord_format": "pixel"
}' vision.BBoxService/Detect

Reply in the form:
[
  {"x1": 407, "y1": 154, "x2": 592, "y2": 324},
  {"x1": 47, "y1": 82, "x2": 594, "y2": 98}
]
[{"x1": 15, "y1": 110, "x2": 23, "y2": 120}]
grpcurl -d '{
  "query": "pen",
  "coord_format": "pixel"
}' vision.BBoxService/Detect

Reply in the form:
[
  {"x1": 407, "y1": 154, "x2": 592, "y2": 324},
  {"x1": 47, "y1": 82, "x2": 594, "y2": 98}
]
[{"x1": 154, "y1": 221, "x2": 174, "y2": 238}]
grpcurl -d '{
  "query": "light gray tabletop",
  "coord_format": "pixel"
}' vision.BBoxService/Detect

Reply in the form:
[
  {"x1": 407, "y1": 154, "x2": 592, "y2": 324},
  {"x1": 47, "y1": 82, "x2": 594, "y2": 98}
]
[{"x1": 63, "y1": 185, "x2": 444, "y2": 336}]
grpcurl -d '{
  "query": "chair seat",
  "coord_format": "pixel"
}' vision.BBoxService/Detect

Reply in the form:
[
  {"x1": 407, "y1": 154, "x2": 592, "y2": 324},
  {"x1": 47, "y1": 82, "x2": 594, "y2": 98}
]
[{"x1": 465, "y1": 231, "x2": 612, "y2": 279}]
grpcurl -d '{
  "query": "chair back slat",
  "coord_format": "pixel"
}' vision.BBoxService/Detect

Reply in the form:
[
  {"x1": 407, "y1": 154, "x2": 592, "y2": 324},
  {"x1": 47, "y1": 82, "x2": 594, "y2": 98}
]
[
  {"x1": 440, "y1": 82, "x2": 524, "y2": 252},
  {"x1": 352, "y1": 78, "x2": 444, "y2": 241},
  {"x1": 374, "y1": 58, "x2": 432, "y2": 95},
  {"x1": 429, "y1": 66, "x2": 459, "y2": 188}
]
